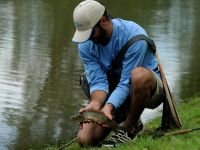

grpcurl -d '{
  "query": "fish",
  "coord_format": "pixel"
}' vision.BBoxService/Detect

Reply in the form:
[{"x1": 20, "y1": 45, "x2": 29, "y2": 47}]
[{"x1": 70, "y1": 110, "x2": 123, "y2": 132}]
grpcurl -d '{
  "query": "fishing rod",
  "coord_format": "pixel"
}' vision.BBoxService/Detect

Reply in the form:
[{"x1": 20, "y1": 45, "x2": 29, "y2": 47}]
[
  {"x1": 153, "y1": 127, "x2": 200, "y2": 138},
  {"x1": 58, "y1": 137, "x2": 78, "y2": 150},
  {"x1": 58, "y1": 127, "x2": 200, "y2": 149},
  {"x1": 164, "y1": 127, "x2": 200, "y2": 136}
]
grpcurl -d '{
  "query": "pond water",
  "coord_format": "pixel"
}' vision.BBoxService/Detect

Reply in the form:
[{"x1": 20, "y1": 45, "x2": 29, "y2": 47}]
[{"x1": 0, "y1": 0, "x2": 199, "y2": 149}]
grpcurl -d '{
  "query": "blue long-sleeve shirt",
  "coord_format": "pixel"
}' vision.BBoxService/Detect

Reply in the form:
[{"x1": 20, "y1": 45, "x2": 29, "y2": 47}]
[{"x1": 77, "y1": 18, "x2": 159, "y2": 109}]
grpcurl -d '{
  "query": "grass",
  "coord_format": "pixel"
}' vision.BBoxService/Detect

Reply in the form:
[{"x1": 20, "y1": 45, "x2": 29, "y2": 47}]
[{"x1": 47, "y1": 97, "x2": 200, "y2": 150}]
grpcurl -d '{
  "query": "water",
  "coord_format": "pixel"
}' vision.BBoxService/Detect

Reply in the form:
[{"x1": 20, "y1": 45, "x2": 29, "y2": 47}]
[{"x1": 0, "y1": 0, "x2": 199, "y2": 149}]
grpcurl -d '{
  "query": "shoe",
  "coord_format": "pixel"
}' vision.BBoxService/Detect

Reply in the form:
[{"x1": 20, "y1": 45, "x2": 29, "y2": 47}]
[{"x1": 102, "y1": 122, "x2": 143, "y2": 147}]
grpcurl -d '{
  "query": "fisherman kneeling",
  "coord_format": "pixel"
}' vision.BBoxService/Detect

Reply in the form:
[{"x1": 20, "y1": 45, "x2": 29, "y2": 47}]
[{"x1": 72, "y1": 0, "x2": 165, "y2": 147}]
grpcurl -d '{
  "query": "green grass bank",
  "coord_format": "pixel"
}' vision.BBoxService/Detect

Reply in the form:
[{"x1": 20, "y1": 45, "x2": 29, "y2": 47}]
[{"x1": 48, "y1": 97, "x2": 200, "y2": 150}]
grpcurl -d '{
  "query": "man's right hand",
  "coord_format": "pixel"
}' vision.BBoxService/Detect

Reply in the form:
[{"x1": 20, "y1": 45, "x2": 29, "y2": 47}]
[
  {"x1": 79, "y1": 101, "x2": 102, "y2": 113},
  {"x1": 79, "y1": 90, "x2": 107, "y2": 113}
]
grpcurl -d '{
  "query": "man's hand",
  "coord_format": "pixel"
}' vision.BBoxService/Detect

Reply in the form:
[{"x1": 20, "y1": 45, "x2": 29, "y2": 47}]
[
  {"x1": 79, "y1": 90, "x2": 107, "y2": 113},
  {"x1": 102, "y1": 103, "x2": 115, "y2": 120},
  {"x1": 79, "y1": 101, "x2": 102, "y2": 113}
]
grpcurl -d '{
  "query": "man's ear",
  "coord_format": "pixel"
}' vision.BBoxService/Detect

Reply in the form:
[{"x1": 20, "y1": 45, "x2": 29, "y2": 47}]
[{"x1": 100, "y1": 16, "x2": 109, "y2": 26}]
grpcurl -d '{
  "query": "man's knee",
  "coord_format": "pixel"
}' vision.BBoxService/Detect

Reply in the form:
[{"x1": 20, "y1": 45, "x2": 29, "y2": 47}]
[
  {"x1": 77, "y1": 124, "x2": 97, "y2": 147},
  {"x1": 77, "y1": 123, "x2": 110, "y2": 147},
  {"x1": 77, "y1": 131, "x2": 96, "y2": 147},
  {"x1": 131, "y1": 67, "x2": 154, "y2": 89}
]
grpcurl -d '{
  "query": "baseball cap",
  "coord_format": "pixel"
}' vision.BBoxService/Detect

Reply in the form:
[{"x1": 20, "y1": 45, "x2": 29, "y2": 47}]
[{"x1": 72, "y1": 0, "x2": 105, "y2": 43}]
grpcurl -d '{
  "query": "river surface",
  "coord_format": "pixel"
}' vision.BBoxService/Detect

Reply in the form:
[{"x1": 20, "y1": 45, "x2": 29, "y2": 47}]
[{"x1": 0, "y1": 0, "x2": 200, "y2": 149}]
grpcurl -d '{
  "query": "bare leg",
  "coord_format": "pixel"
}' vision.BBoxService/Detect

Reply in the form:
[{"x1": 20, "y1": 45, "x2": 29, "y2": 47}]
[
  {"x1": 123, "y1": 67, "x2": 157, "y2": 132},
  {"x1": 77, "y1": 122, "x2": 111, "y2": 147}
]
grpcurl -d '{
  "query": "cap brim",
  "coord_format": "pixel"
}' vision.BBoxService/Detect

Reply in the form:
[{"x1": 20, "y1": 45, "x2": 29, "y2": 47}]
[{"x1": 72, "y1": 28, "x2": 93, "y2": 43}]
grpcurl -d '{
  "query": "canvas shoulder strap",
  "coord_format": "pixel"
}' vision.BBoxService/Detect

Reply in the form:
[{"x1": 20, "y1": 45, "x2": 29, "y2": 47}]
[{"x1": 112, "y1": 34, "x2": 156, "y2": 69}]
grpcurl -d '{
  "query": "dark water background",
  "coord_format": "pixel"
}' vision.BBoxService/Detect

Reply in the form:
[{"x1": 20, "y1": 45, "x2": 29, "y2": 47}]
[{"x1": 0, "y1": 0, "x2": 199, "y2": 149}]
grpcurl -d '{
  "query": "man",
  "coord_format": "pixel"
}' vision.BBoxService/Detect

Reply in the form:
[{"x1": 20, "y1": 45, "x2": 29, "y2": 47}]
[{"x1": 72, "y1": 0, "x2": 164, "y2": 147}]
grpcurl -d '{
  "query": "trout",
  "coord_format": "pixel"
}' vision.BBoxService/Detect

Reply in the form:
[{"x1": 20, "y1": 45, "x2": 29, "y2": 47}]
[{"x1": 70, "y1": 110, "x2": 123, "y2": 132}]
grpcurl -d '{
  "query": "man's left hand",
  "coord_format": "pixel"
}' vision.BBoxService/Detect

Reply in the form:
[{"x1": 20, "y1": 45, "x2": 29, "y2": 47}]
[{"x1": 101, "y1": 103, "x2": 115, "y2": 120}]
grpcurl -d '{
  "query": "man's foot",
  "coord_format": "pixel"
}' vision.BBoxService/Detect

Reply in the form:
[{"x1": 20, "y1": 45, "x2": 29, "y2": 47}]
[{"x1": 102, "y1": 122, "x2": 143, "y2": 147}]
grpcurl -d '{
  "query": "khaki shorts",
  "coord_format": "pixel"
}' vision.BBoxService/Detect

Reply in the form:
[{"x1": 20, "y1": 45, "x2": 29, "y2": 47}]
[
  {"x1": 145, "y1": 70, "x2": 164, "y2": 109},
  {"x1": 115, "y1": 69, "x2": 165, "y2": 123}
]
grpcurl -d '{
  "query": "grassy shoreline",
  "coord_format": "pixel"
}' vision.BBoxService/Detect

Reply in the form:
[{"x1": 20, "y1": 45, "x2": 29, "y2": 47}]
[{"x1": 48, "y1": 97, "x2": 200, "y2": 150}]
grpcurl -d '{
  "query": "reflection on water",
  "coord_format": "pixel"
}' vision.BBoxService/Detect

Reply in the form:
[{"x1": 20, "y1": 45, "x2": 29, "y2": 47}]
[
  {"x1": 0, "y1": 1, "x2": 83, "y2": 149},
  {"x1": 0, "y1": 0, "x2": 199, "y2": 149}
]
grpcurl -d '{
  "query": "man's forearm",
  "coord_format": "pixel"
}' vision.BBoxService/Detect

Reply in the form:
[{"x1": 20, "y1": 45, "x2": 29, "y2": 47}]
[{"x1": 90, "y1": 90, "x2": 107, "y2": 109}]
